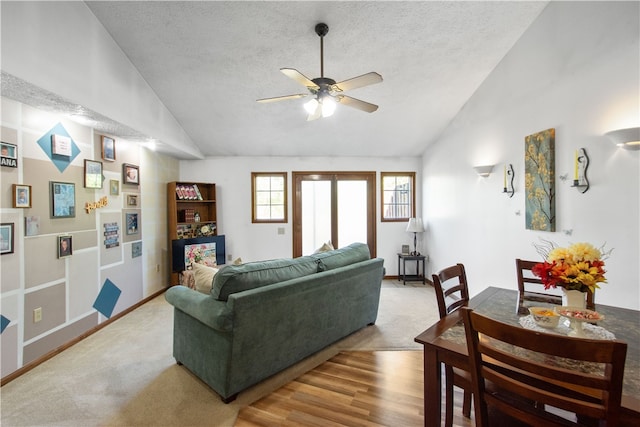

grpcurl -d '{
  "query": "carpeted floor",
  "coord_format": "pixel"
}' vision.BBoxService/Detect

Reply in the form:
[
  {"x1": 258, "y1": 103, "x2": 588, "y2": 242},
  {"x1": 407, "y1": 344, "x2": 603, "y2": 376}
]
[{"x1": 0, "y1": 280, "x2": 440, "y2": 427}]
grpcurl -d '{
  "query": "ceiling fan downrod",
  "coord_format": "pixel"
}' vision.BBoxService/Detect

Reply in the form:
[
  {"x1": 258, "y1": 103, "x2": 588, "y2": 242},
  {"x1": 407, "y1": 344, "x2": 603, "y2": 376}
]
[{"x1": 315, "y1": 23, "x2": 329, "y2": 78}]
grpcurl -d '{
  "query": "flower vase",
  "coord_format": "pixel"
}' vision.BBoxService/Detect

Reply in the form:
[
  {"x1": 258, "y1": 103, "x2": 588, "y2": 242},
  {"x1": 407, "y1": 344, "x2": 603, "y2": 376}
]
[{"x1": 562, "y1": 289, "x2": 587, "y2": 309}]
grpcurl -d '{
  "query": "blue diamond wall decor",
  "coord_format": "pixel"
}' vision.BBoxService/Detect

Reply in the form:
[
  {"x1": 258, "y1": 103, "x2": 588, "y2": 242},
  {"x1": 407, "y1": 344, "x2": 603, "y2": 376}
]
[
  {"x1": 93, "y1": 279, "x2": 122, "y2": 318},
  {"x1": 37, "y1": 123, "x2": 80, "y2": 173},
  {"x1": 1, "y1": 314, "x2": 10, "y2": 334}
]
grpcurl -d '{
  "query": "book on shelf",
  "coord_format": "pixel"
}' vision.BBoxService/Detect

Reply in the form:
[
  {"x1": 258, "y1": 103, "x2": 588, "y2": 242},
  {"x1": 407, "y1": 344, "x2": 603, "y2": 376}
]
[{"x1": 175, "y1": 184, "x2": 202, "y2": 200}]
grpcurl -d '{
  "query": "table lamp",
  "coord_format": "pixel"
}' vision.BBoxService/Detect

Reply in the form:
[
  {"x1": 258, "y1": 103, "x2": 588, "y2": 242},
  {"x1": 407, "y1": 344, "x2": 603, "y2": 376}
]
[{"x1": 406, "y1": 217, "x2": 424, "y2": 256}]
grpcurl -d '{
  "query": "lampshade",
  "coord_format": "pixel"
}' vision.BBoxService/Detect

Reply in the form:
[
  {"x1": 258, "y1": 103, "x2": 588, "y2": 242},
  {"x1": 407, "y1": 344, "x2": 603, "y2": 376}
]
[
  {"x1": 406, "y1": 217, "x2": 424, "y2": 233},
  {"x1": 304, "y1": 94, "x2": 336, "y2": 118},
  {"x1": 474, "y1": 165, "x2": 494, "y2": 177},
  {"x1": 304, "y1": 98, "x2": 318, "y2": 114},
  {"x1": 605, "y1": 127, "x2": 640, "y2": 150}
]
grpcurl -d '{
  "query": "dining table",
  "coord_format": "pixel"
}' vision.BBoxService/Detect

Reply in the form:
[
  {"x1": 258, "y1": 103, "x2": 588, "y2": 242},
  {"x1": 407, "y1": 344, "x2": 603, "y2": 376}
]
[{"x1": 414, "y1": 286, "x2": 640, "y2": 427}]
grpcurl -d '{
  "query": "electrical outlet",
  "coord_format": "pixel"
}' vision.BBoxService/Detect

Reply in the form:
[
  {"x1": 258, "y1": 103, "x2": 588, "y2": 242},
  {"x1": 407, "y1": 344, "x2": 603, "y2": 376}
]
[
  {"x1": 277, "y1": 227, "x2": 285, "y2": 235},
  {"x1": 227, "y1": 254, "x2": 232, "y2": 261},
  {"x1": 33, "y1": 307, "x2": 42, "y2": 323}
]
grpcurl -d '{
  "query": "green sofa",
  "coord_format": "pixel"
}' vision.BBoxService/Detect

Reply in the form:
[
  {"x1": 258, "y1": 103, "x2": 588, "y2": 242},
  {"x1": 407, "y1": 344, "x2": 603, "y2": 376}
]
[{"x1": 165, "y1": 242, "x2": 384, "y2": 402}]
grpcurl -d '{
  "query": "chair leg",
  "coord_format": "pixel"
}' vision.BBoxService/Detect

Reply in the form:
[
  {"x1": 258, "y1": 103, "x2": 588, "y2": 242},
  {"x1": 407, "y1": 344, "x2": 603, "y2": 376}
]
[
  {"x1": 462, "y1": 390, "x2": 472, "y2": 418},
  {"x1": 444, "y1": 368, "x2": 454, "y2": 427}
]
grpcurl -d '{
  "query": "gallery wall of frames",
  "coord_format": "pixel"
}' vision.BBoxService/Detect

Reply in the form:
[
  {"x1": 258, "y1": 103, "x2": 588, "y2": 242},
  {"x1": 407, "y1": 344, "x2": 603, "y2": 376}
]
[{"x1": 0, "y1": 97, "x2": 178, "y2": 379}]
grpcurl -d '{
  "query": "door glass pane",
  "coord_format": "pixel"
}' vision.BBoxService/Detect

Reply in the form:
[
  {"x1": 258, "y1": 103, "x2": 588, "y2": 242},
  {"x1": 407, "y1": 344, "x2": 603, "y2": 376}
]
[
  {"x1": 301, "y1": 180, "x2": 331, "y2": 255},
  {"x1": 337, "y1": 180, "x2": 367, "y2": 247}
]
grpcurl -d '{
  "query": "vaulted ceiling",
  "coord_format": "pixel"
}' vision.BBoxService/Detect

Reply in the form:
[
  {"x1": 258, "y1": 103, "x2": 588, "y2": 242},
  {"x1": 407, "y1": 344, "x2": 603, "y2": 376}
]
[{"x1": 7, "y1": 1, "x2": 550, "y2": 158}]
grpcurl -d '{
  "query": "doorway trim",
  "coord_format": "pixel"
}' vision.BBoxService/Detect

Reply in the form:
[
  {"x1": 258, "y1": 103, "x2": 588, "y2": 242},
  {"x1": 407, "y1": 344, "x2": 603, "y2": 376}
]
[{"x1": 292, "y1": 171, "x2": 376, "y2": 258}]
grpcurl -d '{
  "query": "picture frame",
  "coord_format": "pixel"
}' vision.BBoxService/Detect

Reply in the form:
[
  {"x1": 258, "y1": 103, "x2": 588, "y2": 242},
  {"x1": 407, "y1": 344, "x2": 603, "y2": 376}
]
[
  {"x1": 525, "y1": 128, "x2": 556, "y2": 231},
  {"x1": 126, "y1": 212, "x2": 139, "y2": 235},
  {"x1": 50, "y1": 181, "x2": 76, "y2": 218},
  {"x1": 13, "y1": 184, "x2": 32, "y2": 208},
  {"x1": 110, "y1": 179, "x2": 120, "y2": 195},
  {"x1": 25, "y1": 216, "x2": 40, "y2": 237},
  {"x1": 126, "y1": 193, "x2": 139, "y2": 207},
  {"x1": 57, "y1": 235, "x2": 72, "y2": 258},
  {"x1": 1, "y1": 142, "x2": 18, "y2": 168},
  {"x1": 132, "y1": 241, "x2": 142, "y2": 258},
  {"x1": 101, "y1": 135, "x2": 116, "y2": 161},
  {"x1": 0, "y1": 223, "x2": 14, "y2": 255},
  {"x1": 84, "y1": 159, "x2": 103, "y2": 189},
  {"x1": 51, "y1": 134, "x2": 72, "y2": 157},
  {"x1": 401, "y1": 244, "x2": 410, "y2": 255},
  {"x1": 123, "y1": 163, "x2": 139, "y2": 185}
]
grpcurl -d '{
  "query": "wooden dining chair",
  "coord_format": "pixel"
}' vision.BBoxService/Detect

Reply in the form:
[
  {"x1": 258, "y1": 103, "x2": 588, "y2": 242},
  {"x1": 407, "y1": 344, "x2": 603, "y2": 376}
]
[
  {"x1": 516, "y1": 258, "x2": 595, "y2": 313},
  {"x1": 431, "y1": 263, "x2": 472, "y2": 426},
  {"x1": 461, "y1": 307, "x2": 627, "y2": 427}
]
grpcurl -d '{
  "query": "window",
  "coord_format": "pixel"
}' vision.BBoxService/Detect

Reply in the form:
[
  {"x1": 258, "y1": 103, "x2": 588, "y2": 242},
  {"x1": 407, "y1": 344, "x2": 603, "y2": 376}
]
[
  {"x1": 381, "y1": 172, "x2": 415, "y2": 221},
  {"x1": 252, "y1": 172, "x2": 287, "y2": 223}
]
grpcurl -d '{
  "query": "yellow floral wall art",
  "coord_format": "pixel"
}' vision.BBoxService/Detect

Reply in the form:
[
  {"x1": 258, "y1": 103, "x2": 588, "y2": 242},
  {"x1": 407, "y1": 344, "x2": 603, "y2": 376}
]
[{"x1": 525, "y1": 128, "x2": 555, "y2": 231}]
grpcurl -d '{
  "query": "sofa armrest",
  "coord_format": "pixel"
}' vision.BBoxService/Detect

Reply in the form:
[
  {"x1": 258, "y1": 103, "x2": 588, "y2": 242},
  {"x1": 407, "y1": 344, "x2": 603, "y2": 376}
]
[{"x1": 165, "y1": 286, "x2": 233, "y2": 332}]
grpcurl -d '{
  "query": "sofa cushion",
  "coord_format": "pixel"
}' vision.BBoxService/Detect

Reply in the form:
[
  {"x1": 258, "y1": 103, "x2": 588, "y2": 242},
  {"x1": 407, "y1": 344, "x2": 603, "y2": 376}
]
[
  {"x1": 311, "y1": 242, "x2": 371, "y2": 271},
  {"x1": 211, "y1": 256, "x2": 320, "y2": 301}
]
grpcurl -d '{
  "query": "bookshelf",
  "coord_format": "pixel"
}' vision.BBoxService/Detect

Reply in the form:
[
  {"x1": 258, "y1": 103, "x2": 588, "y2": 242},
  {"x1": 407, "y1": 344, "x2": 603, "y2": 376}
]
[{"x1": 167, "y1": 181, "x2": 217, "y2": 285}]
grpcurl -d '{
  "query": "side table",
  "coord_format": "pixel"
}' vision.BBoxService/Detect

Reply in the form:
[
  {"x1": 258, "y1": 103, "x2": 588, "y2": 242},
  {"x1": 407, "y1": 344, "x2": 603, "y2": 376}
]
[{"x1": 397, "y1": 253, "x2": 426, "y2": 285}]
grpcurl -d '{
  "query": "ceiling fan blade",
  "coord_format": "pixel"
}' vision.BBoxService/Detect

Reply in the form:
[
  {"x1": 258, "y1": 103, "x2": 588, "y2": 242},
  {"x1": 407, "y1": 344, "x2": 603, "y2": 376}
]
[
  {"x1": 337, "y1": 95, "x2": 379, "y2": 113},
  {"x1": 257, "y1": 94, "x2": 307, "y2": 103},
  {"x1": 333, "y1": 72, "x2": 383, "y2": 92},
  {"x1": 280, "y1": 68, "x2": 319, "y2": 90}
]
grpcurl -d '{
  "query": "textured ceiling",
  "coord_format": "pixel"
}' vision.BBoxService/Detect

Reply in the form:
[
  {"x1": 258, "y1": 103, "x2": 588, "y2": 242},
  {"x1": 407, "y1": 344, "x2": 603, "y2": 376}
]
[{"x1": 8, "y1": 1, "x2": 550, "y2": 158}]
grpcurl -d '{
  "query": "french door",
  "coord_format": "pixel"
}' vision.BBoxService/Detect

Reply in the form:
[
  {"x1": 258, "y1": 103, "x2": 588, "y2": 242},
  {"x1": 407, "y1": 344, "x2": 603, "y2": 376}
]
[{"x1": 292, "y1": 172, "x2": 376, "y2": 258}]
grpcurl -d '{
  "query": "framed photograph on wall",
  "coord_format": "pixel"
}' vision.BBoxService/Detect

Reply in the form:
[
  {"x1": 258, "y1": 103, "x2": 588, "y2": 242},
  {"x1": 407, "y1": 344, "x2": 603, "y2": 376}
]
[
  {"x1": 84, "y1": 159, "x2": 103, "y2": 189},
  {"x1": 132, "y1": 241, "x2": 142, "y2": 258},
  {"x1": 123, "y1": 163, "x2": 139, "y2": 185},
  {"x1": 110, "y1": 179, "x2": 119, "y2": 195},
  {"x1": 13, "y1": 184, "x2": 32, "y2": 208},
  {"x1": 1, "y1": 142, "x2": 18, "y2": 168},
  {"x1": 126, "y1": 212, "x2": 139, "y2": 235},
  {"x1": 0, "y1": 223, "x2": 14, "y2": 255},
  {"x1": 58, "y1": 235, "x2": 72, "y2": 258},
  {"x1": 50, "y1": 181, "x2": 76, "y2": 218},
  {"x1": 126, "y1": 193, "x2": 139, "y2": 207},
  {"x1": 51, "y1": 134, "x2": 72, "y2": 157},
  {"x1": 101, "y1": 135, "x2": 116, "y2": 161}
]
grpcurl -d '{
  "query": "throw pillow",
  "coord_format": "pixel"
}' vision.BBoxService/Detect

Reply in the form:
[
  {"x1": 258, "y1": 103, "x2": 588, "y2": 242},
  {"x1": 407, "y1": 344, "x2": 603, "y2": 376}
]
[
  {"x1": 313, "y1": 241, "x2": 334, "y2": 254},
  {"x1": 192, "y1": 262, "x2": 219, "y2": 294},
  {"x1": 232, "y1": 257, "x2": 243, "y2": 265}
]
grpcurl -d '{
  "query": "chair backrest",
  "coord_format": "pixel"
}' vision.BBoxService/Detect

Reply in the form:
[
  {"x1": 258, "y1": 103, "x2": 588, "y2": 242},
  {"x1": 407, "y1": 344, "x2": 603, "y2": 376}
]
[
  {"x1": 461, "y1": 307, "x2": 627, "y2": 427},
  {"x1": 516, "y1": 258, "x2": 595, "y2": 310},
  {"x1": 432, "y1": 263, "x2": 469, "y2": 318},
  {"x1": 515, "y1": 258, "x2": 544, "y2": 292}
]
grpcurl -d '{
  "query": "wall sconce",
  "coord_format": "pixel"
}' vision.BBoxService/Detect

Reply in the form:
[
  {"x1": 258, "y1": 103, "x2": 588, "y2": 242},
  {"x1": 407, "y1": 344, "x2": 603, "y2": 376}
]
[
  {"x1": 605, "y1": 127, "x2": 640, "y2": 150},
  {"x1": 571, "y1": 148, "x2": 589, "y2": 193},
  {"x1": 473, "y1": 165, "x2": 494, "y2": 177},
  {"x1": 502, "y1": 164, "x2": 514, "y2": 197}
]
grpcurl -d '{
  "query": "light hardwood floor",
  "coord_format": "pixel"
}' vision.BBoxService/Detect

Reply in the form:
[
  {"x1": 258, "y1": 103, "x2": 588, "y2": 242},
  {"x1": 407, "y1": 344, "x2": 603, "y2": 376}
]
[{"x1": 235, "y1": 350, "x2": 474, "y2": 427}]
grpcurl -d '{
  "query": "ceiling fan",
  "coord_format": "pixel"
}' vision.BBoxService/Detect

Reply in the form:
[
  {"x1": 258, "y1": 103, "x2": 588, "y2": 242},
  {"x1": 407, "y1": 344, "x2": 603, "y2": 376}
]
[{"x1": 257, "y1": 23, "x2": 383, "y2": 121}]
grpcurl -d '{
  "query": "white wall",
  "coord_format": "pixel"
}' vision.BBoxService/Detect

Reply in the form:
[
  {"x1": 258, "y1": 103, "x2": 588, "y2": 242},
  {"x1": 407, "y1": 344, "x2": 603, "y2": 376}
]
[
  {"x1": 1, "y1": 1, "x2": 201, "y2": 159},
  {"x1": 180, "y1": 156, "x2": 422, "y2": 275},
  {"x1": 422, "y1": 1, "x2": 639, "y2": 309}
]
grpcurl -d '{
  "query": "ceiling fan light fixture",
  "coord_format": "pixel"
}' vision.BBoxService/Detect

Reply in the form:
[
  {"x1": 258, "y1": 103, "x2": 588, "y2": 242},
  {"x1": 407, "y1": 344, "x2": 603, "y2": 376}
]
[
  {"x1": 321, "y1": 96, "x2": 336, "y2": 117},
  {"x1": 304, "y1": 98, "x2": 318, "y2": 114}
]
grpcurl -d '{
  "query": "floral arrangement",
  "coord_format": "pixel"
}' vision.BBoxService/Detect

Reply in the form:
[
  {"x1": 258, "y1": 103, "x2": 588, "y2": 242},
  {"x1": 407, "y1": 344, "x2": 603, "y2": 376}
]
[{"x1": 531, "y1": 241, "x2": 608, "y2": 293}]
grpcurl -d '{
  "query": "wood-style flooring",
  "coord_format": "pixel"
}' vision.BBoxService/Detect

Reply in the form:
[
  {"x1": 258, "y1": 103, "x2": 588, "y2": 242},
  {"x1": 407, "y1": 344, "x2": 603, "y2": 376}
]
[{"x1": 235, "y1": 350, "x2": 474, "y2": 427}]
